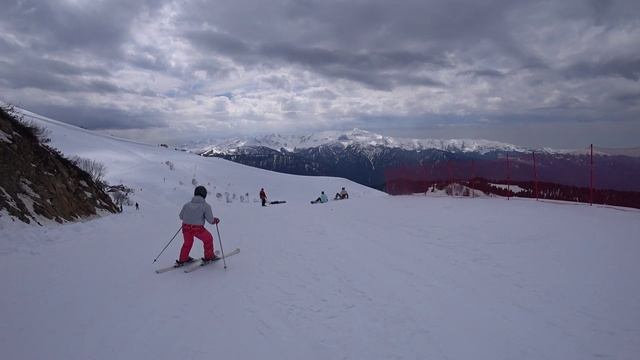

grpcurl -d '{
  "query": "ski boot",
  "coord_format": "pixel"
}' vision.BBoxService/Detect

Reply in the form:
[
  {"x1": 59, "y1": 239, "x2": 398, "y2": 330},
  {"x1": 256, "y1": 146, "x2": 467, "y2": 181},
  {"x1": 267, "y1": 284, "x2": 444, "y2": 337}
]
[
  {"x1": 175, "y1": 257, "x2": 195, "y2": 267},
  {"x1": 201, "y1": 255, "x2": 221, "y2": 264}
]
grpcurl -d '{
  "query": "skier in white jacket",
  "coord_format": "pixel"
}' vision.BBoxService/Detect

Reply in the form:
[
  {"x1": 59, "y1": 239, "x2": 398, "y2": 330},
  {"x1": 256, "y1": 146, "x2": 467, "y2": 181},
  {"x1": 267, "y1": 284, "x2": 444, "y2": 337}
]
[{"x1": 311, "y1": 191, "x2": 329, "y2": 204}]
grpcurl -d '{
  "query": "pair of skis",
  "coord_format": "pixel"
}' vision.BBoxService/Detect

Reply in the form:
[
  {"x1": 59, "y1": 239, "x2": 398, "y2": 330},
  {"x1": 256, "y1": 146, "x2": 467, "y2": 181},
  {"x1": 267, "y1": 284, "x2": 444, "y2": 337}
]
[{"x1": 155, "y1": 248, "x2": 240, "y2": 274}]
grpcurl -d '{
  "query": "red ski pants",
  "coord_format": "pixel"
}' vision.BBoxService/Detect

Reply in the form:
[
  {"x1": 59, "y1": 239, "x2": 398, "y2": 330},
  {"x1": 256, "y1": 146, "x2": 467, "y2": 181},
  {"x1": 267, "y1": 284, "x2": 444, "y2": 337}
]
[{"x1": 179, "y1": 224, "x2": 214, "y2": 261}]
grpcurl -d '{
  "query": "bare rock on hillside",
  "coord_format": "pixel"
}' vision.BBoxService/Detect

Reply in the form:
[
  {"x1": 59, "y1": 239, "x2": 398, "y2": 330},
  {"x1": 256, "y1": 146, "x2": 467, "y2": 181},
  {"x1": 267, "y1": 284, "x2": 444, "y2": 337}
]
[{"x1": 0, "y1": 107, "x2": 119, "y2": 224}]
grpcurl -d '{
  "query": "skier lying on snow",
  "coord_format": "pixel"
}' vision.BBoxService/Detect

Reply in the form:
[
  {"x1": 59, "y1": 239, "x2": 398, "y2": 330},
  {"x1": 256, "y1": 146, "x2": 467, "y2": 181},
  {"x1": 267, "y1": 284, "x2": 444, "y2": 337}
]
[{"x1": 176, "y1": 186, "x2": 220, "y2": 266}]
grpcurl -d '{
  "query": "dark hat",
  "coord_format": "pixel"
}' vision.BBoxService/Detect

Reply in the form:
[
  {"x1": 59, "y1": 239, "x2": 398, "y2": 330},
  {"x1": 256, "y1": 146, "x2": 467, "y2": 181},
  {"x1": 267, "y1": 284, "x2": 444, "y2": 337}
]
[{"x1": 194, "y1": 186, "x2": 207, "y2": 198}]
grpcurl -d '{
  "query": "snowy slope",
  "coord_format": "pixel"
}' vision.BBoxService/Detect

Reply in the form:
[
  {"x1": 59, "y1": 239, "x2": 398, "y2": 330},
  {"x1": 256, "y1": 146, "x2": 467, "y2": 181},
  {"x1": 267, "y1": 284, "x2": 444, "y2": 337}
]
[{"x1": 1, "y1": 112, "x2": 640, "y2": 360}]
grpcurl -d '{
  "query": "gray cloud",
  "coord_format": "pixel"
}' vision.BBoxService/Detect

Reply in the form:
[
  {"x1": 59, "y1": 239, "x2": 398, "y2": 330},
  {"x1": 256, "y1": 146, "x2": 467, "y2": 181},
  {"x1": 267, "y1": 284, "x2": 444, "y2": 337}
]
[
  {"x1": 2, "y1": 0, "x2": 164, "y2": 54},
  {"x1": 184, "y1": 29, "x2": 450, "y2": 89},
  {"x1": 0, "y1": 0, "x2": 639, "y2": 146},
  {"x1": 458, "y1": 69, "x2": 507, "y2": 78},
  {"x1": 27, "y1": 103, "x2": 167, "y2": 131},
  {"x1": 259, "y1": 43, "x2": 451, "y2": 71},
  {"x1": 0, "y1": 58, "x2": 122, "y2": 94},
  {"x1": 613, "y1": 92, "x2": 640, "y2": 106},
  {"x1": 125, "y1": 46, "x2": 174, "y2": 72},
  {"x1": 564, "y1": 58, "x2": 640, "y2": 81},
  {"x1": 185, "y1": 30, "x2": 251, "y2": 56}
]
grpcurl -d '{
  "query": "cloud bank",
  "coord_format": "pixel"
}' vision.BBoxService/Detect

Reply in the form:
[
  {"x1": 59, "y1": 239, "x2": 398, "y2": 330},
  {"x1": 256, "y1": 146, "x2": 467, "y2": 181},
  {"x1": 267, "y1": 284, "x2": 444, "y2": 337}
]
[{"x1": 1, "y1": 0, "x2": 639, "y2": 147}]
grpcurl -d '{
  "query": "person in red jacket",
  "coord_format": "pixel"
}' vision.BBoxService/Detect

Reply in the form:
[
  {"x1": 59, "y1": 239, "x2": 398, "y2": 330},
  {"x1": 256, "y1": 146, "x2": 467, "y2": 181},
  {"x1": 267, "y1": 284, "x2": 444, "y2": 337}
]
[{"x1": 259, "y1": 188, "x2": 267, "y2": 207}]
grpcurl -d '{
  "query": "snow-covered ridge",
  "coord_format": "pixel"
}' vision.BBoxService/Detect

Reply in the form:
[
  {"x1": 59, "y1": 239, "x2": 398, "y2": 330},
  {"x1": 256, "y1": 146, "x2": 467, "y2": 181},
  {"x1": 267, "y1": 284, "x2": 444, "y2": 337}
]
[{"x1": 192, "y1": 128, "x2": 531, "y2": 155}]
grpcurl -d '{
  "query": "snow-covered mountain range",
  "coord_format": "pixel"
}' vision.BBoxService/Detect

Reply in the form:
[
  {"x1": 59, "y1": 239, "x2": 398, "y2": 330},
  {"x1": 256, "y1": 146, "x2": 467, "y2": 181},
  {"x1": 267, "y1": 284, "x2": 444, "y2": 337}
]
[
  {"x1": 189, "y1": 128, "x2": 640, "y2": 192},
  {"x1": 192, "y1": 128, "x2": 531, "y2": 155},
  {"x1": 190, "y1": 129, "x2": 640, "y2": 158}
]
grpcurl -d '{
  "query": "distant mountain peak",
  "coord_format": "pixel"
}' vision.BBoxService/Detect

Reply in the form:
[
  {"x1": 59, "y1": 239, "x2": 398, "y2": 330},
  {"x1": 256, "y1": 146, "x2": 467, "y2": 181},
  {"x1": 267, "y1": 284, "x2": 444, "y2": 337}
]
[{"x1": 193, "y1": 129, "x2": 530, "y2": 155}]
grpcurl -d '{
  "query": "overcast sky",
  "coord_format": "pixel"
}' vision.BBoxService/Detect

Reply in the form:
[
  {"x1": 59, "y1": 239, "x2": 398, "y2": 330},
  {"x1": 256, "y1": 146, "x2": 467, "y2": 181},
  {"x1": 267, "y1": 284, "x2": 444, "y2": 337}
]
[{"x1": 1, "y1": 0, "x2": 639, "y2": 148}]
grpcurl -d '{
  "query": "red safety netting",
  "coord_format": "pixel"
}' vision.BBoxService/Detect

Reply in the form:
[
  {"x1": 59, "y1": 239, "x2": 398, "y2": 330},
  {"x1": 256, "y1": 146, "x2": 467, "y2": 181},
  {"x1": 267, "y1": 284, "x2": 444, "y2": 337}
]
[{"x1": 384, "y1": 144, "x2": 640, "y2": 209}]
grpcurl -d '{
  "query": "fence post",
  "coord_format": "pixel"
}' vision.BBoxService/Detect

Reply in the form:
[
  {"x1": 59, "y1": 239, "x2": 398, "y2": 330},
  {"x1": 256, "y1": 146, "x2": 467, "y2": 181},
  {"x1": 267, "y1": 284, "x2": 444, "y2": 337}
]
[
  {"x1": 422, "y1": 164, "x2": 428, "y2": 196},
  {"x1": 470, "y1": 160, "x2": 475, "y2": 198},
  {"x1": 532, "y1": 151, "x2": 538, "y2": 200},
  {"x1": 507, "y1": 153, "x2": 511, "y2": 200},
  {"x1": 590, "y1": 144, "x2": 594, "y2": 206},
  {"x1": 384, "y1": 168, "x2": 389, "y2": 194}
]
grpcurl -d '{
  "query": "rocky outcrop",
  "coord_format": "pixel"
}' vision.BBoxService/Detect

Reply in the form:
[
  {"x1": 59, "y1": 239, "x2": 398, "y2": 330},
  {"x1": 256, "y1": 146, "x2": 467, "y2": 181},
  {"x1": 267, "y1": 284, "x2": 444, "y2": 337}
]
[{"x1": 0, "y1": 107, "x2": 118, "y2": 224}]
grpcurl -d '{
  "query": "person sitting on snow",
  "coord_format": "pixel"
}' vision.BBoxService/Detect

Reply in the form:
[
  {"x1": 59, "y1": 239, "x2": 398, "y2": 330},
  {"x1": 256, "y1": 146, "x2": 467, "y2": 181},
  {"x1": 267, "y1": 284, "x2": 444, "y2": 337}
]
[
  {"x1": 311, "y1": 191, "x2": 328, "y2": 204},
  {"x1": 335, "y1": 187, "x2": 349, "y2": 200},
  {"x1": 176, "y1": 186, "x2": 220, "y2": 266}
]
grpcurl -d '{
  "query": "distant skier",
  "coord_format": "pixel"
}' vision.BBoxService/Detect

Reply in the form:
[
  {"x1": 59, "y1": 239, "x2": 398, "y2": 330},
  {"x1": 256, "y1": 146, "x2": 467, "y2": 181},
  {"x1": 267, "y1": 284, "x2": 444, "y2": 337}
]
[
  {"x1": 311, "y1": 191, "x2": 328, "y2": 204},
  {"x1": 135, "y1": 202, "x2": 139, "y2": 210},
  {"x1": 334, "y1": 187, "x2": 349, "y2": 200},
  {"x1": 259, "y1": 188, "x2": 267, "y2": 207},
  {"x1": 176, "y1": 186, "x2": 220, "y2": 266}
]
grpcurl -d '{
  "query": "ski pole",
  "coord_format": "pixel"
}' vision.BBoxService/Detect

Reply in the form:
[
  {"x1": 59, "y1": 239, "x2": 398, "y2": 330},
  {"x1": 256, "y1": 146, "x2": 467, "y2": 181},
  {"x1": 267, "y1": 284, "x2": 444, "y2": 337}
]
[
  {"x1": 215, "y1": 223, "x2": 227, "y2": 269},
  {"x1": 152, "y1": 225, "x2": 182, "y2": 263}
]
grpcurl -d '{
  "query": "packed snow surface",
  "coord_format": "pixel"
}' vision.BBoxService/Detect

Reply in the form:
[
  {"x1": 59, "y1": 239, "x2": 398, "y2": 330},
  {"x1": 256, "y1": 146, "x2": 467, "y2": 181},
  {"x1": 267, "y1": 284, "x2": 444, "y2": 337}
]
[{"x1": 1, "y1": 112, "x2": 639, "y2": 360}]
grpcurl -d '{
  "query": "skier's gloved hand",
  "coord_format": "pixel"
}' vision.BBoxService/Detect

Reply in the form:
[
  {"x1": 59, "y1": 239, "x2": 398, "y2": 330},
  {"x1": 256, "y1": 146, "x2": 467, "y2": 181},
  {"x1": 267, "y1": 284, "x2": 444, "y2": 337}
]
[{"x1": 212, "y1": 217, "x2": 220, "y2": 224}]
